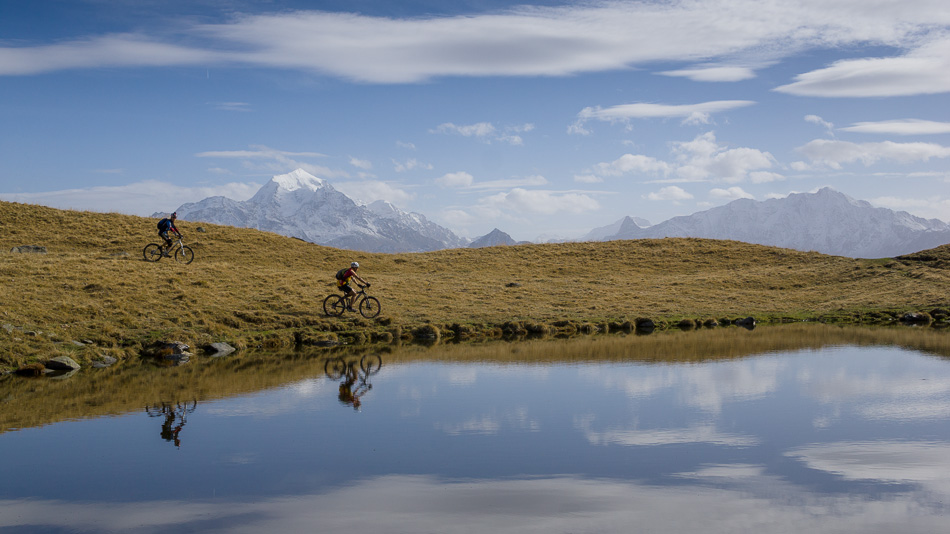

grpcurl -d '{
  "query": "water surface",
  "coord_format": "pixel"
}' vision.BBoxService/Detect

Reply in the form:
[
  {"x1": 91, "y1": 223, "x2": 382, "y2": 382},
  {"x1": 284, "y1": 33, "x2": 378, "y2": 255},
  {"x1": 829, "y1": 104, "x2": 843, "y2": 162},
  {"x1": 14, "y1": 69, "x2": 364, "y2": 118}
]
[{"x1": 2, "y1": 325, "x2": 949, "y2": 533}]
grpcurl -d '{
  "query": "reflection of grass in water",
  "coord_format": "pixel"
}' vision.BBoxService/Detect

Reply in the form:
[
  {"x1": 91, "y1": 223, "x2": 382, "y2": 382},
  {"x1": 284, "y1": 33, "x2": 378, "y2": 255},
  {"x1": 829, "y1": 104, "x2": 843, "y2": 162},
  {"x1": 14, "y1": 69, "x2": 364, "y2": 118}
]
[
  {"x1": 3, "y1": 324, "x2": 950, "y2": 434},
  {"x1": 3, "y1": 201, "x2": 950, "y2": 369}
]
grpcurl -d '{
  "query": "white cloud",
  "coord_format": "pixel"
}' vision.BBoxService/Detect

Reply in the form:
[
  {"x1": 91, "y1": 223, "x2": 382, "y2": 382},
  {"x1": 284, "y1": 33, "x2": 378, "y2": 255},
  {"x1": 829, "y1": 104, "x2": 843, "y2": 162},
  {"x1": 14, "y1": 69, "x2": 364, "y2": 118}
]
[
  {"x1": 840, "y1": 119, "x2": 950, "y2": 135},
  {"x1": 786, "y1": 440, "x2": 950, "y2": 484},
  {"x1": 4, "y1": 1, "x2": 948, "y2": 87},
  {"x1": 573, "y1": 174, "x2": 603, "y2": 184},
  {"x1": 334, "y1": 180, "x2": 414, "y2": 207},
  {"x1": 7, "y1": 473, "x2": 950, "y2": 534},
  {"x1": 195, "y1": 146, "x2": 345, "y2": 179},
  {"x1": 671, "y1": 132, "x2": 778, "y2": 183},
  {"x1": 575, "y1": 100, "x2": 755, "y2": 130},
  {"x1": 658, "y1": 66, "x2": 756, "y2": 82},
  {"x1": 775, "y1": 37, "x2": 950, "y2": 97},
  {"x1": 432, "y1": 122, "x2": 533, "y2": 145},
  {"x1": 587, "y1": 132, "x2": 780, "y2": 185},
  {"x1": 437, "y1": 173, "x2": 548, "y2": 191},
  {"x1": 433, "y1": 122, "x2": 496, "y2": 138},
  {"x1": 749, "y1": 171, "x2": 785, "y2": 183},
  {"x1": 646, "y1": 185, "x2": 693, "y2": 201},
  {"x1": 710, "y1": 187, "x2": 753, "y2": 200},
  {"x1": 481, "y1": 188, "x2": 599, "y2": 215},
  {"x1": 805, "y1": 114, "x2": 835, "y2": 134},
  {"x1": 0, "y1": 180, "x2": 261, "y2": 217},
  {"x1": 349, "y1": 157, "x2": 372, "y2": 170},
  {"x1": 593, "y1": 154, "x2": 671, "y2": 177},
  {"x1": 210, "y1": 101, "x2": 251, "y2": 112},
  {"x1": 436, "y1": 171, "x2": 474, "y2": 188},
  {"x1": 797, "y1": 139, "x2": 950, "y2": 169},
  {"x1": 392, "y1": 158, "x2": 433, "y2": 173},
  {"x1": 468, "y1": 175, "x2": 549, "y2": 191}
]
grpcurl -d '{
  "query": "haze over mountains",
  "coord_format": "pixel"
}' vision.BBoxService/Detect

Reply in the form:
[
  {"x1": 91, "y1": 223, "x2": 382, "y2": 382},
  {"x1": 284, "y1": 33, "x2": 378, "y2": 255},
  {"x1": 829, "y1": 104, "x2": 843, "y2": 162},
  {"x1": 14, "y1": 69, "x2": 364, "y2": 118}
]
[{"x1": 167, "y1": 170, "x2": 950, "y2": 258}]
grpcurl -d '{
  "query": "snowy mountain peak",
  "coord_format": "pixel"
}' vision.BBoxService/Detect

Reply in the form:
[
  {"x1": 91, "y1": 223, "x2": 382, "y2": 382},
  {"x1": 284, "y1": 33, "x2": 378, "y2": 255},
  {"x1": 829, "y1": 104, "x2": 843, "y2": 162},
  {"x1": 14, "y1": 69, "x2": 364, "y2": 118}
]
[
  {"x1": 167, "y1": 169, "x2": 466, "y2": 253},
  {"x1": 272, "y1": 169, "x2": 325, "y2": 192}
]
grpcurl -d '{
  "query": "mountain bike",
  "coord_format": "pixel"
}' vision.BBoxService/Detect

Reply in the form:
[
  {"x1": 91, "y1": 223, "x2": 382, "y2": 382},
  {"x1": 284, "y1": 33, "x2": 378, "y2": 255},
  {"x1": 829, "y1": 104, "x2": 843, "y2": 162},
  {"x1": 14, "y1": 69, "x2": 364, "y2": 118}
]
[
  {"x1": 323, "y1": 284, "x2": 380, "y2": 318},
  {"x1": 143, "y1": 235, "x2": 194, "y2": 264},
  {"x1": 324, "y1": 354, "x2": 382, "y2": 380}
]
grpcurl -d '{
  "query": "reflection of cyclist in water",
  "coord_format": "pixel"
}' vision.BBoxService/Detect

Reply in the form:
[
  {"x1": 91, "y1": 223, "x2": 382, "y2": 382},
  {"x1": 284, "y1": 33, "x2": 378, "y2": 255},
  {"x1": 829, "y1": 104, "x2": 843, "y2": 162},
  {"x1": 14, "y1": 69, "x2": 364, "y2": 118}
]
[
  {"x1": 161, "y1": 411, "x2": 185, "y2": 447},
  {"x1": 146, "y1": 401, "x2": 196, "y2": 448},
  {"x1": 328, "y1": 355, "x2": 381, "y2": 411},
  {"x1": 338, "y1": 363, "x2": 365, "y2": 410}
]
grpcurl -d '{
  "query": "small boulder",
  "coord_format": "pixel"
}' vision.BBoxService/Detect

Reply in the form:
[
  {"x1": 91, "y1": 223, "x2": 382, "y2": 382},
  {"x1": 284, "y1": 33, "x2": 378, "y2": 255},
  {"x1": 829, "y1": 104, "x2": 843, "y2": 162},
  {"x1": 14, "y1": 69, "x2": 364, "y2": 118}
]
[
  {"x1": 10, "y1": 245, "x2": 47, "y2": 254},
  {"x1": 45, "y1": 356, "x2": 81, "y2": 371},
  {"x1": 204, "y1": 342, "x2": 236, "y2": 357},
  {"x1": 736, "y1": 317, "x2": 757, "y2": 329}
]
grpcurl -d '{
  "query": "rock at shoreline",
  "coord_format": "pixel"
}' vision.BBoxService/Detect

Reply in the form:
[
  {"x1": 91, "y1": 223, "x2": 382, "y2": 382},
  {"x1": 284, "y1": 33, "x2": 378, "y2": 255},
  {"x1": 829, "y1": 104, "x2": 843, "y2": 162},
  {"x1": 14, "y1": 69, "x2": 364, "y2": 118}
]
[
  {"x1": 45, "y1": 356, "x2": 81, "y2": 371},
  {"x1": 204, "y1": 342, "x2": 236, "y2": 357},
  {"x1": 144, "y1": 341, "x2": 193, "y2": 365}
]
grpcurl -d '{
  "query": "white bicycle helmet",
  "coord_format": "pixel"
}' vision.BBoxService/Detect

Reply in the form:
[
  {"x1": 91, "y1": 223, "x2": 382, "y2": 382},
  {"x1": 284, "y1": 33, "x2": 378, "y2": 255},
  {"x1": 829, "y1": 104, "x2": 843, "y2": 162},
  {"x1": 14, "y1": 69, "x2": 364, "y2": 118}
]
[{"x1": 351, "y1": 262, "x2": 359, "y2": 268}]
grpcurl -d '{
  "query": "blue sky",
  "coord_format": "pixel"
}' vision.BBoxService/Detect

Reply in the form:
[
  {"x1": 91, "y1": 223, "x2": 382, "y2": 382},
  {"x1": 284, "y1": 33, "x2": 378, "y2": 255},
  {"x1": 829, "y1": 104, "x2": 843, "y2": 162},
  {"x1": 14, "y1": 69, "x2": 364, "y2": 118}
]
[{"x1": 2, "y1": 0, "x2": 949, "y2": 241}]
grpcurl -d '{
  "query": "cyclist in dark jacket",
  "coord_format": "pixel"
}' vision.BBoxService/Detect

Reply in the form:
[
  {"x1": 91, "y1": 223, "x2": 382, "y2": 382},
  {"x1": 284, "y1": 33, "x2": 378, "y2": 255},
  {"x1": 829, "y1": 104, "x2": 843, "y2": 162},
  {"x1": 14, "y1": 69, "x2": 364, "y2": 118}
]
[
  {"x1": 157, "y1": 212, "x2": 181, "y2": 257},
  {"x1": 338, "y1": 261, "x2": 369, "y2": 311}
]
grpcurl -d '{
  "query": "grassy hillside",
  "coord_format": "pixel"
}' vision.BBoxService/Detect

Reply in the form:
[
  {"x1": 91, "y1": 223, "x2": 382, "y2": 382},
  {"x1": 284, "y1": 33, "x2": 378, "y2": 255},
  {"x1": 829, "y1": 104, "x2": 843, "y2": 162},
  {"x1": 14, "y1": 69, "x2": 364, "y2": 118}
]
[{"x1": 2, "y1": 200, "x2": 950, "y2": 369}]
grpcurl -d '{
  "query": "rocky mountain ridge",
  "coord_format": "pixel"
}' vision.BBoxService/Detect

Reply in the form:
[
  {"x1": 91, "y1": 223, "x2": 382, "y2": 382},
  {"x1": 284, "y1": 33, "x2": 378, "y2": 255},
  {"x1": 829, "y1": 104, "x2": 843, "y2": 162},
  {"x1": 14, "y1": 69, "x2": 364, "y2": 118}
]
[
  {"x1": 164, "y1": 169, "x2": 468, "y2": 253},
  {"x1": 592, "y1": 188, "x2": 950, "y2": 258}
]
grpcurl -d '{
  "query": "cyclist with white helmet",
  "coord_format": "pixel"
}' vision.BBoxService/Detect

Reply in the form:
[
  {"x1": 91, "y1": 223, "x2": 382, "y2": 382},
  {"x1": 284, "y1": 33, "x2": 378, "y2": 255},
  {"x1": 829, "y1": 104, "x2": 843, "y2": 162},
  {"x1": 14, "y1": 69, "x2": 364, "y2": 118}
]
[{"x1": 337, "y1": 261, "x2": 369, "y2": 312}]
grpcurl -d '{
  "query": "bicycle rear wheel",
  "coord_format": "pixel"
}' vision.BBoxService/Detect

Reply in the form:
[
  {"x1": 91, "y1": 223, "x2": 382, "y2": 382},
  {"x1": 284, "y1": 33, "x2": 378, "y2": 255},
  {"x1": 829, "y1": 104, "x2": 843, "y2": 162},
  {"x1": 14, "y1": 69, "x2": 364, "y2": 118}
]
[
  {"x1": 143, "y1": 243, "x2": 163, "y2": 262},
  {"x1": 323, "y1": 294, "x2": 346, "y2": 316},
  {"x1": 359, "y1": 296, "x2": 381, "y2": 318},
  {"x1": 175, "y1": 246, "x2": 195, "y2": 264},
  {"x1": 360, "y1": 354, "x2": 382, "y2": 375}
]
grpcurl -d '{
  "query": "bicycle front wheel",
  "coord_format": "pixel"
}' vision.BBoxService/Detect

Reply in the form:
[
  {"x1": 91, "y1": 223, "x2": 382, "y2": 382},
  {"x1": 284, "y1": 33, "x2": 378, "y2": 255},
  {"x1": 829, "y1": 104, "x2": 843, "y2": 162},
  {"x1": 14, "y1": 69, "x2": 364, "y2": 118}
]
[
  {"x1": 175, "y1": 246, "x2": 195, "y2": 264},
  {"x1": 359, "y1": 296, "x2": 381, "y2": 318},
  {"x1": 323, "y1": 294, "x2": 346, "y2": 317},
  {"x1": 360, "y1": 354, "x2": 382, "y2": 375},
  {"x1": 143, "y1": 243, "x2": 163, "y2": 262},
  {"x1": 324, "y1": 357, "x2": 346, "y2": 380}
]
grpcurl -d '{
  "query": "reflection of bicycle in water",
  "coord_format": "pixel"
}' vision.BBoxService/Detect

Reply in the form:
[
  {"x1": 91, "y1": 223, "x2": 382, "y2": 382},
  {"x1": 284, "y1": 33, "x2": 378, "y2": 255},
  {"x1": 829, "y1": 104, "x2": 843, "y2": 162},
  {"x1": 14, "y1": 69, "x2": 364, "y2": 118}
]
[
  {"x1": 145, "y1": 400, "x2": 197, "y2": 448},
  {"x1": 325, "y1": 354, "x2": 382, "y2": 410}
]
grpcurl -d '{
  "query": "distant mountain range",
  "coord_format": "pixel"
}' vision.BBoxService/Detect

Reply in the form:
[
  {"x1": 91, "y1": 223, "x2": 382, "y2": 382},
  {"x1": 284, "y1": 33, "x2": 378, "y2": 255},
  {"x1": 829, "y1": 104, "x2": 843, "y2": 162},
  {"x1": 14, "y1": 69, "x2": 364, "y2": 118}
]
[
  {"x1": 468, "y1": 228, "x2": 528, "y2": 248},
  {"x1": 164, "y1": 169, "x2": 468, "y2": 253},
  {"x1": 164, "y1": 170, "x2": 950, "y2": 258},
  {"x1": 586, "y1": 188, "x2": 950, "y2": 258}
]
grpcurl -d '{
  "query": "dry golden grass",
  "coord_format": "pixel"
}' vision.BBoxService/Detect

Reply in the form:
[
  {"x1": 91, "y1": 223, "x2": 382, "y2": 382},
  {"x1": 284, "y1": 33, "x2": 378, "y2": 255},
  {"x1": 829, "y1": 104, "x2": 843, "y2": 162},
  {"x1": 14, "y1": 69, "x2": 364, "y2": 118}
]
[{"x1": 2, "y1": 200, "x2": 950, "y2": 369}]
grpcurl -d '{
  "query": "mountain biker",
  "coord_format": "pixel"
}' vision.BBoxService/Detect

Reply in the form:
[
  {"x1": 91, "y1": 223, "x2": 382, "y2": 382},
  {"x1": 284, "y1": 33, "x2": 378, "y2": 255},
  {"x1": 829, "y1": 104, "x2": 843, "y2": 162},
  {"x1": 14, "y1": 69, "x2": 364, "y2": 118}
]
[
  {"x1": 338, "y1": 261, "x2": 369, "y2": 312},
  {"x1": 157, "y1": 212, "x2": 181, "y2": 257}
]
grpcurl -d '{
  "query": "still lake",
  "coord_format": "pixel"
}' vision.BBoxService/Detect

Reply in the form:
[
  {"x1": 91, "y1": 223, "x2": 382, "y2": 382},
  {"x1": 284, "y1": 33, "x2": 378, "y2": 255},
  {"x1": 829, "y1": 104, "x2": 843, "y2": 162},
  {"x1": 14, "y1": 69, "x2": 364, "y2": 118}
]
[{"x1": 2, "y1": 324, "x2": 950, "y2": 533}]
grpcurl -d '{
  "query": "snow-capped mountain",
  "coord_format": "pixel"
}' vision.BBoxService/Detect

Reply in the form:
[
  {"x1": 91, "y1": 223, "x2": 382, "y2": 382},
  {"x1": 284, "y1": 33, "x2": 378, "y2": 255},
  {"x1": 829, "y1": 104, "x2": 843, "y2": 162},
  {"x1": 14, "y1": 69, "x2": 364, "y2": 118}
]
[
  {"x1": 165, "y1": 169, "x2": 466, "y2": 253},
  {"x1": 592, "y1": 188, "x2": 950, "y2": 258}
]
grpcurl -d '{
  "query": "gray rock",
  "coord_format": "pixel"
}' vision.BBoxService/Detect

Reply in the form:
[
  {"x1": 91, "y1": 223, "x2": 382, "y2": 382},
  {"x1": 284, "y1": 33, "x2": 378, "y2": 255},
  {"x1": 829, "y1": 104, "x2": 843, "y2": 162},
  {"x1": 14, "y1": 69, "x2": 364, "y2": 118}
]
[
  {"x1": 45, "y1": 356, "x2": 81, "y2": 371},
  {"x1": 204, "y1": 342, "x2": 236, "y2": 357},
  {"x1": 11, "y1": 245, "x2": 47, "y2": 254},
  {"x1": 92, "y1": 355, "x2": 118, "y2": 368}
]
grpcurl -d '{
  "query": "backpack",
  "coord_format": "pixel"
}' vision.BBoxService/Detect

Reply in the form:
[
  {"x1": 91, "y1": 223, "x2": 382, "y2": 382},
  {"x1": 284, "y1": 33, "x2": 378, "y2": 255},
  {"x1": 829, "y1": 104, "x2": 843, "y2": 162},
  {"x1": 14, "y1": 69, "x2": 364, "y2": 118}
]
[
  {"x1": 335, "y1": 268, "x2": 348, "y2": 281},
  {"x1": 157, "y1": 218, "x2": 170, "y2": 231}
]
